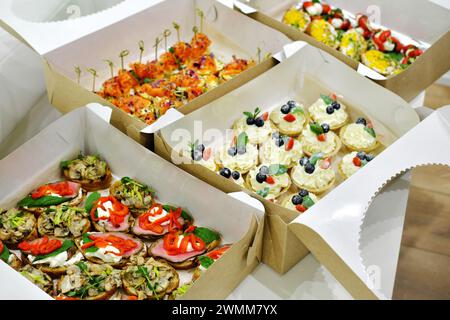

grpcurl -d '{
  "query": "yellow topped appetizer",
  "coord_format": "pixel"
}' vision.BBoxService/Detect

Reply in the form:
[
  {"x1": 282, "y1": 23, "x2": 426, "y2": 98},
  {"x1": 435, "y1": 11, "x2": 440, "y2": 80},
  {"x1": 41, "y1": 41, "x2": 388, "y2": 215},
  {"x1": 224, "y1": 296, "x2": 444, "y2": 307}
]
[{"x1": 339, "y1": 29, "x2": 368, "y2": 61}]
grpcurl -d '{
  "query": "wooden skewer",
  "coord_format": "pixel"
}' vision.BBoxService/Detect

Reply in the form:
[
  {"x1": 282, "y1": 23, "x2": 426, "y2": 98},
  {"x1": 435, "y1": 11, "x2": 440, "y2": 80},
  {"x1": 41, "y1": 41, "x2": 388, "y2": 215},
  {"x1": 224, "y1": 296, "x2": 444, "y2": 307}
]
[
  {"x1": 104, "y1": 59, "x2": 114, "y2": 78},
  {"x1": 257, "y1": 47, "x2": 262, "y2": 64},
  {"x1": 74, "y1": 66, "x2": 81, "y2": 85},
  {"x1": 196, "y1": 8, "x2": 205, "y2": 33},
  {"x1": 87, "y1": 68, "x2": 98, "y2": 92},
  {"x1": 153, "y1": 37, "x2": 163, "y2": 60},
  {"x1": 173, "y1": 22, "x2": 181, "y2": 42},
  {"x1": 163, "y1": 30, "x2": 171, "y2": 53},
  {"x1": 192, "y1": 26, "x2": 198, "y2": 40},
  {"x1": 119, "y1": 50, "x2": 130, "y2": 70},
  {"x1": 138, "y1": 41, "x2": 145, "y2": 64}
]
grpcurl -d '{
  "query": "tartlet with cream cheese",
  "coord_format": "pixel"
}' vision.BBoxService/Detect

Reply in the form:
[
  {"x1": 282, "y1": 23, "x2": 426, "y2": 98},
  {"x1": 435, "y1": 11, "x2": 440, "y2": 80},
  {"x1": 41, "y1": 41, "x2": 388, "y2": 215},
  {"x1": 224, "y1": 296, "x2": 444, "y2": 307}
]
[
  {"x1": 234, "y1": 108, "x2": 273, "y2": 145},
  {"x1": 215, "y1": 132, "x2": 258, "y2": 174},
  {"x1": 338, "y1": 151, "x2": 375, "y2": 179},
  {"x1": 308, "y1": 94, "x2": 349, "y2": 130},
  {"x1": 246, "y1": 164, "x2": 291, "y2": 201},
  {"x1": 187, "y1": 141, "x2": 218, "y2": 172},
  {"x1": 259, "y1": 132, "x2": 303, "y2": 168},
  {"x1": 291, "y1": 154, "x2": 335, "y2": 194},
  {"x1": 340, "y1": 117, "x2": 379, "y2": 152},
  {"x1": 300, "y1": 122, "x2": 342, "y2": 157},
  {"x1": 281, "y1": 189, "x2": 320, "y2": 214},
  {"x1": 270, "y1": 100, "x2": 307, "y2": 136}
]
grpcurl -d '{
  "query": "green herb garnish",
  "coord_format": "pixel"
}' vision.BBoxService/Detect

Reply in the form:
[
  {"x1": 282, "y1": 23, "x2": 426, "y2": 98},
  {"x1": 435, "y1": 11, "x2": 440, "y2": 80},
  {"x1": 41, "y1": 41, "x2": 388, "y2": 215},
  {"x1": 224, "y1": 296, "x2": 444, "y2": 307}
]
[
  {"x1": 256, "y1": 187, "x2": 270, "y2": 198},
  {"x1": 198, "y1": 256, "x2": 214, "y2": 269},
  {"x1": 309, "y1": 153, "x2": 324, "y2": 166},
  {"x1": 194, "y1": 227, "x2": 220, "y2": 245},
  {"x1": 243, "y1": 107, "x2": 261, "y2": 120},
  {"x1": 0, "y1": 245, "x2": 10, "y2": 263},
  {"x1": 82, "y1": 233, "x2": 98, "y2": 253},
  {"x1": 84, "y1": 192, "x2": 101, "y2": 214},
  {"x1": 309, "y1": 122, "x2": 324, "y2": 136},
  {"x1": 268, "y1": 164, "x2": 288, "y2": 176},
  {"x1": 236, "y1": 132, "x2": 249, "y2": 150},
  {"x1": 18, "y1": 195, "x2": 73, "y2": 208},
  {"x1": 302, "y1": 196, "x2": 315, "y2": 209},
  {"x1": 320, "y1": 94, "x2": 334, "y2": 106},
  {"x1": 364, "y1": 127, "x2": 377, "y2": 138},
  {"x1": 33, "y1": 240, "x2": 74, "y2": 262}
]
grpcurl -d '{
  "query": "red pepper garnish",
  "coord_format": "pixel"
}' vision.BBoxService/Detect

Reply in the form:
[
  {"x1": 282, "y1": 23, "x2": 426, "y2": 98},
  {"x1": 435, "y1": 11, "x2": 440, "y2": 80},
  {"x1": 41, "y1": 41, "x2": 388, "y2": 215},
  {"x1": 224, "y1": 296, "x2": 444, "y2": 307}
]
[
  {"x1": 296, "y1": 205, "x2": 307, "y2": 213},
  {"x1": 283, "y1": 114, "x2": 296, "y2": 123},
  {"x1": 31, "y1": 181, "x2": 74, "y2": 199},
  {"x1": 285, "y1": 138, "x2": 295, "y2": 151},
  {"x1": 202, "y1": 148, "x2": 212, "y2": 161},
  {"x1": 18, "y1": 237, "x2": 62, "y2": 256},
  {"x1": 322, "y1": 4, "x2": 331, "y2": 14},
  {"x1": 56, "y1": 296, "x2": 80, "y2": 301},
  {"x1": 139, "y1": 205, "x2": 183, "y2": 234},
  {"x1": 90, "y1": 196, "x2": 129, "y2": 227},
  {"x1": 261, "y1": 112, "x2": 269, "y2": 121},
  {"x1": 206, "y1": 245, "x2": 230, "y2": 260},
  {"x1": 353, "y1": 157, "x2": 362, "y2": 167},
  {"x1": 320, "y1": 157, "x2": 332, "y2": 170},
  {"x1": 266, "y1": 176, "x2": 275, "y2": 185},
  {"x1": 83, "y1": 234, "x2": 138, "y2": 256},
  {"x1": 391, "y1": 37, "x2": 404, "y2": 52},
  {"x1": 0, "y1": 241, "x2": 4, "y2": 255},
  {"x1": 317, "y1": 134, "x2": 327, "y2": 142},
  {"x1": 163, "y1": 232, "x2": 205, "y2": 256}
]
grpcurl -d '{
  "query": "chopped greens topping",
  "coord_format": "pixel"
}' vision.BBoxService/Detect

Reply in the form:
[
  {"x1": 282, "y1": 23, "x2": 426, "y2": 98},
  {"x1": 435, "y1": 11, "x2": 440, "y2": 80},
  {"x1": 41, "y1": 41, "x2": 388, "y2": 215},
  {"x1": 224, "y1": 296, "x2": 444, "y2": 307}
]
[{"x1": 256, "y1": 187, "x2": 270, "y2": 198}]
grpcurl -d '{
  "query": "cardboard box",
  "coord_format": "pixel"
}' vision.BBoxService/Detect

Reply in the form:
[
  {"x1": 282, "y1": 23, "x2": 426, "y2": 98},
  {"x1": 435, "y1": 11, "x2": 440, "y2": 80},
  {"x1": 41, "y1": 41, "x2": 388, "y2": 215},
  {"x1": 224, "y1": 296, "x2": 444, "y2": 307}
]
[
  {"x1": 234, "y1": 0, "x2": 450, "y2": 102},
  {"x1": 155, "y1": 43, "x2": 421, "y2": 275},
  {"x1": 0, "y1": 105, "x2": 265, "y2": 300},
  {"x1": 0, "y1": 0, "x2": 291, "y2": 147}
]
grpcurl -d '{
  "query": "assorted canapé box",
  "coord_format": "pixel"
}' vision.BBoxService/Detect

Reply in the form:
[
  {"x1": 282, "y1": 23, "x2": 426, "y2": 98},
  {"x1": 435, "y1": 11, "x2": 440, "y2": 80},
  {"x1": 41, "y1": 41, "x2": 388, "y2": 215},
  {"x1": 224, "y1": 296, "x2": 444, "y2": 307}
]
[
  {"x1": 0, "y1": 106, "x2": 265, "y2": 300},
  {"x1": 234, "y1": 0, "x2": 450, "y2": 101},
  {"x1": 155, "y1": 43, "x2": 421, "y2": 274},
  {"x1": 0, "y1": 0, "x2": 291, "y2": 147}
]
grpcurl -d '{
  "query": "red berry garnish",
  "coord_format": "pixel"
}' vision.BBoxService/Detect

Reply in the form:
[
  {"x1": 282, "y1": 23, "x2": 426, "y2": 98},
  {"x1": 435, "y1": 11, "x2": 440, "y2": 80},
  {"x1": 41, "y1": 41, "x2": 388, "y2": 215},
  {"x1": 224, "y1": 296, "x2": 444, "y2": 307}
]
[
  {"x1": 317, "y1": 134, "x2": 327, "y2": 142},
  {"x1": 261, "y1": 112, "x2": 269, "y2": 121},
  {"x1": 353, "y1": 157, "x2": 362, "y2": 167},
  {"x1": 285, "y1": 138, "x2": 295, "y2": 151},
  {"x1": 266, "y1": 176, "x2": 275, "y2": 185},
  {"x1": 283, "y1": 114, "x2": 296, "y2": 123},
  {"x1": 202, "y1": 148, "x2": 212, "y2": 161}
]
